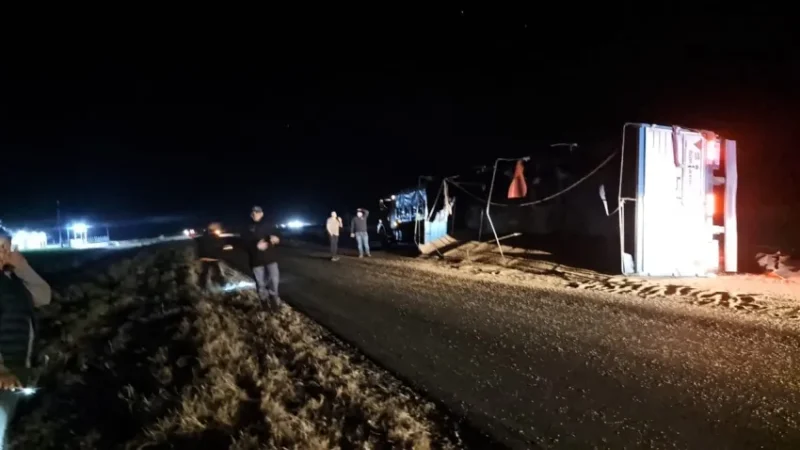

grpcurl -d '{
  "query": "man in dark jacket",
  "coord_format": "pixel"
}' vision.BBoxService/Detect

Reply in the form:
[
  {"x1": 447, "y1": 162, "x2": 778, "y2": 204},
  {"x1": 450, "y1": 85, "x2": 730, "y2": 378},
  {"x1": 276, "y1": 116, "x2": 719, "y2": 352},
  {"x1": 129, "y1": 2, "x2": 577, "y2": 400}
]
[
  {"x1": 350, "y1": 208, "x2": 370, "y2": 258},
  {"x1": 246, "y1": 206, "x2": 283, "y2": 310}
]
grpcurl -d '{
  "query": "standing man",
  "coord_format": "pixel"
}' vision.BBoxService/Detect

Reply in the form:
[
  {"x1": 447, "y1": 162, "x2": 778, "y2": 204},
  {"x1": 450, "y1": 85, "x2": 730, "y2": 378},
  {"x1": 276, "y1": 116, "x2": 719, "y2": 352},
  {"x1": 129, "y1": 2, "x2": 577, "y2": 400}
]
[
  {"x1": 0, "y1": 226, "x2": 51, "y2": 391},
  {"x1": 350, "y1": 208, "x2": 371, "y2": 258},
  {"x1": 246, "y1": 206, "x2": 283, "y2": 311},
  {"x1": 326, "y1": 211, "x2": 343, "y2": 261},
  {"x1": 0, "y1": 226, "x2": 51, "y2": 439}
]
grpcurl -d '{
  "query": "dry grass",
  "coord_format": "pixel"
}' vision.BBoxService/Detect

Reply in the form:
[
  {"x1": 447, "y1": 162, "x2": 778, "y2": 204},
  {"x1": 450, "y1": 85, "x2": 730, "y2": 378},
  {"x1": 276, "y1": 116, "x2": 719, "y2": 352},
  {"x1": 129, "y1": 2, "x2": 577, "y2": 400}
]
[{"x1": 10, "y1": 244, "x2": 465, "y2": 449}]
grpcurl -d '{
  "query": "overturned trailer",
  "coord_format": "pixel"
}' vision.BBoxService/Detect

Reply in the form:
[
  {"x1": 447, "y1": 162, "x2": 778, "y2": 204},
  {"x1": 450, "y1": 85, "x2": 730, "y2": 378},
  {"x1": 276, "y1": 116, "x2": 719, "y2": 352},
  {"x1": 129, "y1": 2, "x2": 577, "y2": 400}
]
[
  {"x1": 616, "y1": 123, "x2": 737, "y2": 276},
  {"x1": 458, "y1": 123, "x2": 737, "y2": 276}
]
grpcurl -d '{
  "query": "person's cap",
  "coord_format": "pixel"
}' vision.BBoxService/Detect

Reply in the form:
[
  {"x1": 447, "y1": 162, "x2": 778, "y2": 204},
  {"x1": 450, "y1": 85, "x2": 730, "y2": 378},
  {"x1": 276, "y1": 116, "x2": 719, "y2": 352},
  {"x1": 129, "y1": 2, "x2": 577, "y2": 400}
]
[{"x1": 252, "y1": 206, "x2": 263, "y2": 213}]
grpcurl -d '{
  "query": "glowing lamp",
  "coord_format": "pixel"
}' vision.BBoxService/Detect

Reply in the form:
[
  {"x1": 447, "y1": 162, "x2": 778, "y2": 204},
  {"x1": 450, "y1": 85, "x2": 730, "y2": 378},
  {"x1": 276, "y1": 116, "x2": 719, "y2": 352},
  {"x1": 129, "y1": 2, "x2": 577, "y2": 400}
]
[
  {"x1": 706, "y1": 193, "x2": 716, "y2": 217},
  {"x1": 70, "y1": 223, "x2": 88, "y2": 234},
  {"x1": 286, "y1": 220, "x2": 304, "y2": 229}
]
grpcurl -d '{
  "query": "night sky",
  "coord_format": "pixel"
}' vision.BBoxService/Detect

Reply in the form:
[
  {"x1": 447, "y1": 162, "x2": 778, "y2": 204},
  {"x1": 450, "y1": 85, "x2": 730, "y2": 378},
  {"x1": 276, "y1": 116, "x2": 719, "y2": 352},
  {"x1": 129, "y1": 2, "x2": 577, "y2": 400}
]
[{"x1": 1, "y1": 9, "x2": 797, "y2": 234}]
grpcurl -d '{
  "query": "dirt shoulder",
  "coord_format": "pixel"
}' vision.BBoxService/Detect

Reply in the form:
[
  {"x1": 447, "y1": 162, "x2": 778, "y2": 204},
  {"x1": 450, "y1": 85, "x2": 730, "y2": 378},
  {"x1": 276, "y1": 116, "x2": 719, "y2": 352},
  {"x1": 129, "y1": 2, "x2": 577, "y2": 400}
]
[{"x1": 410, "y1": 240, "x2": 800, "y2": 326}]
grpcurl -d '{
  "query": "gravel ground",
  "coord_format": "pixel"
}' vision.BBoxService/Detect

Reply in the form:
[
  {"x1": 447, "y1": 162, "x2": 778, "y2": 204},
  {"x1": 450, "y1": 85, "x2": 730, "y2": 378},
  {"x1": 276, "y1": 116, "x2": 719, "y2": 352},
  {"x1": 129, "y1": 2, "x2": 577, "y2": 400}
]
[
  {"x1": 274, "y1": 245, "x2": 800, "y2": 449},
  {"x1": 434, "y1": 240, "x2": 800, "y2": 322}
]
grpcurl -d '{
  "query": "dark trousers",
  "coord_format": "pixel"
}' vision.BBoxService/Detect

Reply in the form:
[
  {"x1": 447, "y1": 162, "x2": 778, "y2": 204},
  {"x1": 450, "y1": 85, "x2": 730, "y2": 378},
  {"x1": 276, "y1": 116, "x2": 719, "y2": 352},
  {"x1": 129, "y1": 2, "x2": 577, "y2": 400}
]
[
  {"x1": 199, "y1": 260, "x2": 225, "y2": 290},
  {"x1": 329, "y1": 234, "x2": 339, "y2": 256}
]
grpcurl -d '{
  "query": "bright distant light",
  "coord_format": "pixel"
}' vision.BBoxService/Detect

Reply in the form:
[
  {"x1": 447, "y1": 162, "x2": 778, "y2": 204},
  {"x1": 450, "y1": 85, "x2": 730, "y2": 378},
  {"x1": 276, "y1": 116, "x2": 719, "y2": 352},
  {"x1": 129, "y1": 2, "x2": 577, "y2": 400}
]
[
  {"x1": 183, "y1": 229, "x2": 190, "y2": 236},
  {"x1": 11, "y1": 230, "x2": 48, "y2": 250},
  {"x1": 17, "y1": 387, "x2": 37, "y2": 396},
  {"x1": 391, "y1": 195, "x2": 397, "y2": 200},
  {"x1": 70, "y1": 222, "x2": 89, "y2": 234},
  {"x1": 286, "y1": 220, "x2": 305, "y2": 229}
]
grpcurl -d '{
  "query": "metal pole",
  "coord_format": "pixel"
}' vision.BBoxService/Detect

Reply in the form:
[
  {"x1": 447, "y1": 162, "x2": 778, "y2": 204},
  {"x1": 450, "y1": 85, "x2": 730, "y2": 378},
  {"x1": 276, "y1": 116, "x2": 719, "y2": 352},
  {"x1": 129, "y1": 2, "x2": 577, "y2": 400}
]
[
  {"x1": 618, "y1": 200, "x2": 626, "y2": 274},
  {"x1": 478, "y1": 209, "x2": 485, "y2": 241},
  {"x1": 550, "y1": 142, "x2": 579, "y2": 153},
  {"x1": 485, "y1": 159, "x2": 505, "y2": 260},
  {"x1": 415, "y1": 175, "x2": 434, "y2": 246},
  {"x1": 450, "y1": 197, "x2": 456, "y2": 235},
  {"x1": 427, "y1": 180, "x2": 444, "y2": 221},
  {"x1": 414, "y1": 177, "x2": 422, "y2": 246},
  {"x1": 56, "y1": 200, "x2": 62, "y2": 247}
]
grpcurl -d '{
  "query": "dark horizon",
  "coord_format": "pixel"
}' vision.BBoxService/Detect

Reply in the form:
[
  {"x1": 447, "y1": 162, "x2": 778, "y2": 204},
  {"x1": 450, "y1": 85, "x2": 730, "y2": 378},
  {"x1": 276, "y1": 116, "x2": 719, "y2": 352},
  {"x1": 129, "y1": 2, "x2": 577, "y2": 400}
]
[{"x1": 1, "y1": 10, "x2": 797, "y2": 232}]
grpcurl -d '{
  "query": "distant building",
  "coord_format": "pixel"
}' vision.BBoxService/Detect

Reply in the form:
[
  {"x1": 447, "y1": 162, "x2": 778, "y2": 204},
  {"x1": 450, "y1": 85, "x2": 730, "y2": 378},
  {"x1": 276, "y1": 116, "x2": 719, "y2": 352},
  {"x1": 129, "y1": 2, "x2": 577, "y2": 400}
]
[{"x1": 11, "y1": 230, "x2": 48, "y2": 250}]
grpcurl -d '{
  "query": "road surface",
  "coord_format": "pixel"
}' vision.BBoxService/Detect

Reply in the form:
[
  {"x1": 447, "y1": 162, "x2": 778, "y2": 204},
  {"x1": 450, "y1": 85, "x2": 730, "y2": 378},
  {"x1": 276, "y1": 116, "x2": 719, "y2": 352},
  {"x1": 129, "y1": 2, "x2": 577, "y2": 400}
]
[{"x1": 265, "y1": 246, "x2": 800, "y2": 449}]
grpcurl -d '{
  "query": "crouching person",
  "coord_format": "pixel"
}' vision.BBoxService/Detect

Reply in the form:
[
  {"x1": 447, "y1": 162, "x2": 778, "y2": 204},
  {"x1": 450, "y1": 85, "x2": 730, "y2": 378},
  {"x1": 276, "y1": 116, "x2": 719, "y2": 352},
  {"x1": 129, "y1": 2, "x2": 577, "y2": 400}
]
[
  {"x1": 0, "y1": 227, "x2": 51, "y2": 391},
  {"x1": 196, "y1": 222, "x2": 228, "y2": 292}
]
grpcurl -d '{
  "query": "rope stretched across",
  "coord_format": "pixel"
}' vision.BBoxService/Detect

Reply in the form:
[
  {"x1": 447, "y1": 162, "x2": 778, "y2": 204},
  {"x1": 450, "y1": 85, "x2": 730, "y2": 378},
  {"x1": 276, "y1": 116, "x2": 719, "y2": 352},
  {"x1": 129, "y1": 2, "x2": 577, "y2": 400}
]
[{"x1": 448, "y1": 150, "x2": 619, "y2": 208}]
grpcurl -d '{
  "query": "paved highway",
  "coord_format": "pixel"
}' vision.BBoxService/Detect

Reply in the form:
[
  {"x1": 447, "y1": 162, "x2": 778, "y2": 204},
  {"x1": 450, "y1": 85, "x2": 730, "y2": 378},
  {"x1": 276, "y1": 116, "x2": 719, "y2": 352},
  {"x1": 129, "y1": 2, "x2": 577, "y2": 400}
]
[{"x1": 244, "y1": 245, "x2": 800, "y2": 449}]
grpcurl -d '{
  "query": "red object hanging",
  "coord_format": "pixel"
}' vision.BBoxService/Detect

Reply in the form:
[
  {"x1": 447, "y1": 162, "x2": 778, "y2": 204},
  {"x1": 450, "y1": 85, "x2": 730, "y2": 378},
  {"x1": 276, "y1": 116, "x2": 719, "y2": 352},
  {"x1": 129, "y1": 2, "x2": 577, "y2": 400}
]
[{"x1": 507, "y1": 160, "x2": 528, "y2": 199}]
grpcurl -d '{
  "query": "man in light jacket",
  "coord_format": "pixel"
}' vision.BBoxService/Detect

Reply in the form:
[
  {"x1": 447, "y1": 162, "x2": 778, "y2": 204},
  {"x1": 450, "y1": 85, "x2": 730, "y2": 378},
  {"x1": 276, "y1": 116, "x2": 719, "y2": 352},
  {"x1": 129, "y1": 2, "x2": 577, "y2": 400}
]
[
  {"x1": 326, "y1": 211, "x2": 343, "y2": 261},
  {"x1": 0, "y1": 227, "x2": 51, "y2": 391},
  {"x1": 350, "y1": 208, "x2": 370, "y2": 258}
]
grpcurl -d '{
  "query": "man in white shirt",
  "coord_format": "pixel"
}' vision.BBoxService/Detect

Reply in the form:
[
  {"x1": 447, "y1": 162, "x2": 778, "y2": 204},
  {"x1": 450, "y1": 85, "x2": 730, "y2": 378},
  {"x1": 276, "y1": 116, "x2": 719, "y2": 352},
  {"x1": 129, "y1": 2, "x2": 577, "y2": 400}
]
[{"x1": 326, "y1": 211, "x2": 343, "y2": 261}]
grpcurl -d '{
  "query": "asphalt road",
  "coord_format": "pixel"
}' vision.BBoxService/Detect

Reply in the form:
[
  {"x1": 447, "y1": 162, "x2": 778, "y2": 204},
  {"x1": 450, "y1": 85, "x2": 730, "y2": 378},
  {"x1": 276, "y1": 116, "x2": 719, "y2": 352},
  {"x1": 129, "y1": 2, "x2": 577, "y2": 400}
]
[{"x1": 256, "y1": 245, "x2": 800, "y2": 449}]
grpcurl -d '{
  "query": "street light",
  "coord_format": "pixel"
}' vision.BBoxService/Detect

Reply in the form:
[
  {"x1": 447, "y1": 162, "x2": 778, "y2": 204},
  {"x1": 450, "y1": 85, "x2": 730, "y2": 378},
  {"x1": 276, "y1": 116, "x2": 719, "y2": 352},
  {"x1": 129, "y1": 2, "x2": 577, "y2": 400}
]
[
  {"x1": 70, "y1": 222, "x2": 88, "y2": 234},
  {"x1": 68, "y1": 222, "x2": 90, "y2": 246}
]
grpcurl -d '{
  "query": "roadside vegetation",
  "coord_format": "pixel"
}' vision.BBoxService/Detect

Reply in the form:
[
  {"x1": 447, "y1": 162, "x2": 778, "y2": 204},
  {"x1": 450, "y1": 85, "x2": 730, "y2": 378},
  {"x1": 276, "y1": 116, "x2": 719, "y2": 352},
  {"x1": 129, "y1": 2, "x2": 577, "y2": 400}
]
[{"x1": 11, "y1": 244, "x2": 467, "y2": 449}]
